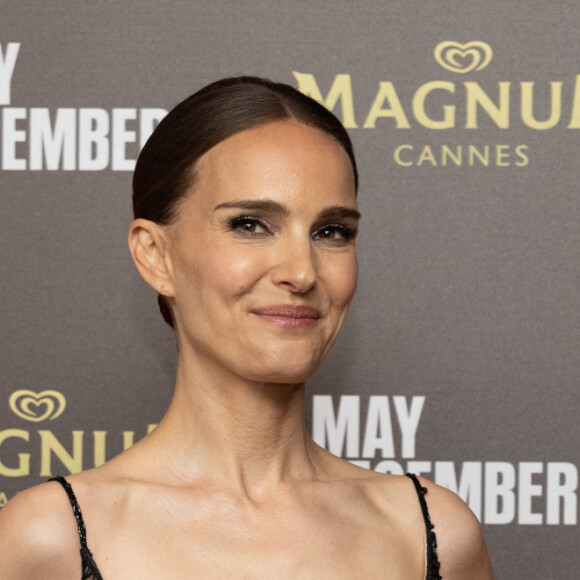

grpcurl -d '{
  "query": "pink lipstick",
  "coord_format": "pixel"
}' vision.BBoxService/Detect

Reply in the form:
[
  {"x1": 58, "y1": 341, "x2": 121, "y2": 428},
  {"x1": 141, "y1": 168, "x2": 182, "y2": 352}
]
[{"x1": 251, "y1": 305, "x2": 321, "y2": 329}]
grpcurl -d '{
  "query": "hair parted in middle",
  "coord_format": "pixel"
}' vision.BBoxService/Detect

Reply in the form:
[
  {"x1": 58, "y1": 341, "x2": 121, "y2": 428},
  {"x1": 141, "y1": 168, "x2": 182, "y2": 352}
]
[{"x1": 132, "y1": 76, "x2": 358, "y2": 328}]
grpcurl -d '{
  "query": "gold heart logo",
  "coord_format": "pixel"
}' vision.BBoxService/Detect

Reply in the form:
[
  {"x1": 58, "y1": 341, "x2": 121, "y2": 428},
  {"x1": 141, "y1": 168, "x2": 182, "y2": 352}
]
[
  {"x1": 434, "y1": 41, "x2": 493, "y2": 74},
  {"x1": 8, "y1": 390, "x2": 66, "y2": 422}
]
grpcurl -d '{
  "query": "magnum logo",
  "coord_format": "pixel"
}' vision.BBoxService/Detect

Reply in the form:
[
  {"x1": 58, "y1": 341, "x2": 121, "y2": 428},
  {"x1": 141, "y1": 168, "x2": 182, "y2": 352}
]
[
  {"x1": 1, "y1": 389, "x2": 157, "y2": 478},
  {"x1": 293, "y1": 40, "x2": 580, "y2": 131},
  {"x1": 434, "y1": 41, "x2": 493, "y2": 74},
  {"x1": 293, "y1": 40, "x2": 580, "y2": 167},
  {"x1": 9, "y1": 390, "x2": 66, "y2": 422}
]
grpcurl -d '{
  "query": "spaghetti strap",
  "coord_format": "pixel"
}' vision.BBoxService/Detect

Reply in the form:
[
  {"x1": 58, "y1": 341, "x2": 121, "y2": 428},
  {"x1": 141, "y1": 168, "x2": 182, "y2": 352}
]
[
  {"x1": 47, "y1": 473, "x2": 440, "y2": 579},
  {"x1": 49, "y1": 476, "x2": 104, "y2": 580},
  {"x1": 405, "y1": 473, "x2": 443, "y2": 580}
]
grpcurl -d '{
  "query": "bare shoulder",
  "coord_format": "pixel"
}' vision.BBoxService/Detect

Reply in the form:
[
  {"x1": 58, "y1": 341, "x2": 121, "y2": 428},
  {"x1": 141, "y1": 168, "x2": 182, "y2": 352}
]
[
  {"x1": 314, "y1": 456, "x2": 494, "y2": 578},
  {"x1": 0, "y1": 481, "x2": 81, "y2": 580},
  {"x1": 418, "y1": 476, "x2": 494, "y2": 580}
]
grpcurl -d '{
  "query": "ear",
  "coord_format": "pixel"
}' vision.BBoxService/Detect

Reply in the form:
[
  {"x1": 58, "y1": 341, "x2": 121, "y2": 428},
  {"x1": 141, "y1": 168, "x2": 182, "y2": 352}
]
[{"x1": 128, "y1": 219, "x2": 175, "y2": 298}]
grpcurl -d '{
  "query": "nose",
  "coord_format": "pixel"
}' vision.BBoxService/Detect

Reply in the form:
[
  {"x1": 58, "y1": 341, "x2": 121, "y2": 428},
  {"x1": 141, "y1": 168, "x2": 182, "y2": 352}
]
[{"x1": 270, "y1": 235, "x2": 317, "y2": 294}]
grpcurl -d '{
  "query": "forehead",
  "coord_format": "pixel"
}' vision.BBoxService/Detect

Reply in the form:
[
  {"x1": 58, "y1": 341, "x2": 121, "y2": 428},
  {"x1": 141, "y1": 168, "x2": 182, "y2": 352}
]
[{"x1": 189, "y1": 120, "x2": 356, "y2": 211}]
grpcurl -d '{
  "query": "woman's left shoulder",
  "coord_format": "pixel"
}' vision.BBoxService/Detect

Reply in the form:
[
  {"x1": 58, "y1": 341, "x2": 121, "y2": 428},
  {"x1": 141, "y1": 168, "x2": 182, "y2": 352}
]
[{"x1": 417, "y1": 476, "x2": 494, "y2": 580}]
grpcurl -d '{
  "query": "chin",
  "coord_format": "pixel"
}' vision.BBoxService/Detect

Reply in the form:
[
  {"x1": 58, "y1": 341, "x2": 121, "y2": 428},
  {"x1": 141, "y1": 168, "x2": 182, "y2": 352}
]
[
  {"x1": 224, "y1": 337, "x2": 333, "y2": 384},
  {"x1": 243, "y1": 355, "x2": 324, "y2": 385}
]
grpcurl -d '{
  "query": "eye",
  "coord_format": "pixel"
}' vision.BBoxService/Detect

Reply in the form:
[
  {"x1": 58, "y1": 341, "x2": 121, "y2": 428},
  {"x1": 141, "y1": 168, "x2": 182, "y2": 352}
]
[
  {"x1": 313, "y1": 224, "x2": 358, "y2": 243},
  {"x1": 228, "y1": 216, "x2": 271, "y2": 236}
]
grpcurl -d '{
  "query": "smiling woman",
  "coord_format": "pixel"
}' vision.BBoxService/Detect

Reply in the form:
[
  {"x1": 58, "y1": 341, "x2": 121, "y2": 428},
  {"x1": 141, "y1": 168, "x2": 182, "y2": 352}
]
[
  {"x1": 0, "y1": 77, "x2": 493, "y2": 580},
  {"x1": 143, "y1": 120, "x2": 359, "y2": 385}
]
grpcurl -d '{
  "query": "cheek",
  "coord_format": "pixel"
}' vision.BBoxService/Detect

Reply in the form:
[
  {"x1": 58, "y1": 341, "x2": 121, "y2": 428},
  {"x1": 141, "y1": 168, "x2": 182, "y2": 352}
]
[
  {"x1": 227, "y1": 253, "x2": 264, "y2": 294},
  {"x1": 174, "y1": 243, "x2": 268, "y2": 304},
  {"x1": 324, "y1": 252, "x2": 358, "y2": 307},
  {"x1": 216, "y1": 247, "x2": 272, "y2": 296}
]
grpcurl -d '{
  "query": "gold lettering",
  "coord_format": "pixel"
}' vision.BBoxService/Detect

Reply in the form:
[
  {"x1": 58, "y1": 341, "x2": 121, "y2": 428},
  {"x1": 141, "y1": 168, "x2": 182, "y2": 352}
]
[
  {"x1": 441, "y1": 145, "x2": 462, "y2": 166},
  {"x1": 417, "y1": 146, "x2": 437, "y2": 166},
  {"x1": 515, "y1": 144, "x2": 529, "y2": 166},
  {"x1": 0, "y1": 429, "x2": 30, "y2": 477},
  {"x1": 39, "y1": 430, "x2": 83, "y2": 477},
  {"x1": 496, "y1": 145, "x2": 510, "y2": 166},
  {"x1": 521, "y1": 82, "x2": 562, "y2": 129},
  {"x1": 292, "y1": 72, "x2": 357, "y2": 128},
  {"x1": 393, "y1": 144, "x2": 413, "y2": 166},
  {"x1": 465, "y1": 82, "x2": 510, "y2": 129},
  {"x1": 0, "y1": 492, "x2": 8, "y2": 507},
  {"x1": 93, "y1": 430, "x2": 107, "y2": 467},
  {"x1": 469, "y1": 145, "x2": 490, "y2": 166},
  {"x1": 363, "y1": 82, "x2": 410, "y2": 129},
  {"x1": 413, "y1": 81, "x2": 456, "y2": 129},
  {"x1": 147, "y1": 424, "x2": 158, "y2": 434},
  {"x1": 567, "y1": 75, "x2": 580, "y2": 128},
  {"x1": 123, "y1": 430, "x2": 135, "y2": 450}
]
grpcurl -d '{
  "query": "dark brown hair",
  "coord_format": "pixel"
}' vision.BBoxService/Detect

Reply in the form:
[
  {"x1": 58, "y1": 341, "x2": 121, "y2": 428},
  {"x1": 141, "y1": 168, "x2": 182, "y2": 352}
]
[{"x1": 132, "y1": 76, "x2": 358, "y2": 328}]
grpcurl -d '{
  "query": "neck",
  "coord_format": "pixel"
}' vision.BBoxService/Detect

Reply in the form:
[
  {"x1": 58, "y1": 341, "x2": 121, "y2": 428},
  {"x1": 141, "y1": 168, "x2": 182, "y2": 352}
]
[{"x1": 143, "y1": 350, "x2": 323, "y2": 497}]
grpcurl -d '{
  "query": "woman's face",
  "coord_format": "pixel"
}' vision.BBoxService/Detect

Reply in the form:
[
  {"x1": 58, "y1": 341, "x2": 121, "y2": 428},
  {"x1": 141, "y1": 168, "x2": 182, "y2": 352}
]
[{"x1": 165, "y1": 120, "x2": 359, "y2": 383}]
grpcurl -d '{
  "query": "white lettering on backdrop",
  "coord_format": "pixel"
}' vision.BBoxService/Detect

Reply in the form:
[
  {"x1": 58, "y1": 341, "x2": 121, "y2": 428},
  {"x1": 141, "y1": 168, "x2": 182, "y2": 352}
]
[{"x1": 312, "y1": 395, "x2": 578, "y2": 526}]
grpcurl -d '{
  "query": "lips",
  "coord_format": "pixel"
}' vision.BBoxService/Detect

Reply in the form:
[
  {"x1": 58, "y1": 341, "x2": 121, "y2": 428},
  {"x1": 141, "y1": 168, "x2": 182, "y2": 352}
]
[{"x1": 251, "y1": 304, "x2": 321, "y2": 328}]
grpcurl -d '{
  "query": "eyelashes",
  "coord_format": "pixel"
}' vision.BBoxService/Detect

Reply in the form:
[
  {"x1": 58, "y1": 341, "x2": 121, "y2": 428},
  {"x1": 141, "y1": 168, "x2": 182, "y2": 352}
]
[
  {"x1": 226, "y1": 215, "x2": 358, "y2": 243},
  {"x1": 227, "y1": 216, "x2": 272, "y2": 236},
  {"x1": 313, "y1": 224, "x2": 358, "y2": 242}
]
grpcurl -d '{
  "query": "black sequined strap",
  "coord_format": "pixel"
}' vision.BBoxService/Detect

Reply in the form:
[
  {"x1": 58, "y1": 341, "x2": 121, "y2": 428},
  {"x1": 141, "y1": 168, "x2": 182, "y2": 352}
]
[
  {"x1": 49, "y1": 476, "x2": 105, "y2": 580},
  {"x1": 49, "y1": 475, "x2": 89, "y2": 548},
  {"x1": 406, "y1": 473, "x2": 443, "y2": 580},
  {"x1": 80, "y1": 546, "x2": 104, "y2": 580}
]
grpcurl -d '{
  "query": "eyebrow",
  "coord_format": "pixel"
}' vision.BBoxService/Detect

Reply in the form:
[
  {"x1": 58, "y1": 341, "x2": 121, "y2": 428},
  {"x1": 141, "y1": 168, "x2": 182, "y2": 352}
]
[
  {"x1": 317, "y1": 206, "x2": 361, "y2": 222},
  {"x1": 214, "y1": 199, "x2": 290, "y2": 216},
  {"x1": 214, "y1": 199, "x2": 361, "y2": 221}
]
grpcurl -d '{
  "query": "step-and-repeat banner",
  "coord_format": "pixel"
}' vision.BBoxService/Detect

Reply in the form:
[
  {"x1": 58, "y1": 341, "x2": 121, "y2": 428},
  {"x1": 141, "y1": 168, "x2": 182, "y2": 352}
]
[{"x1": 1, "y1": 2, "x2": 578, "y2": 577}]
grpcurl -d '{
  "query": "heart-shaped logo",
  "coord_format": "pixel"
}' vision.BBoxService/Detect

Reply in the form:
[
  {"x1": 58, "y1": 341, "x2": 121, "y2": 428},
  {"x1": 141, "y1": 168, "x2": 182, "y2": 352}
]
[
  {"x1": 434, "y1": 41, "x2": 493, "y2": 74},
  {"x1": 8, "y1": 390, "x2": 66, "y2": 422}
]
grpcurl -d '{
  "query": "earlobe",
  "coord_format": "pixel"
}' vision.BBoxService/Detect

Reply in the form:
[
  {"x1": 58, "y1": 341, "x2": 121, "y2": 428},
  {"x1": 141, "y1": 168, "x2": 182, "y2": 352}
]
[{"x1": 128, "y1": 219, "x2": 175, "y2": 297}]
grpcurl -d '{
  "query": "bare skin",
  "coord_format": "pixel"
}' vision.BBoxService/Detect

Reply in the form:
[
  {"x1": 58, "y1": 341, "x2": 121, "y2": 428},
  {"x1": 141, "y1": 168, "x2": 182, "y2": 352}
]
[{"x1": 0, "y1": 121, "x2": 493, "y2": 579}]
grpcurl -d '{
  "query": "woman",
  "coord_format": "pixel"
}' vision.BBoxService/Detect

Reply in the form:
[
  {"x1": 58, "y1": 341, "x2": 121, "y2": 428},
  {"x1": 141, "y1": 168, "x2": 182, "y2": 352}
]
[{"x1": 0, "y1": 77, "x2": 493, "y2": 579}]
